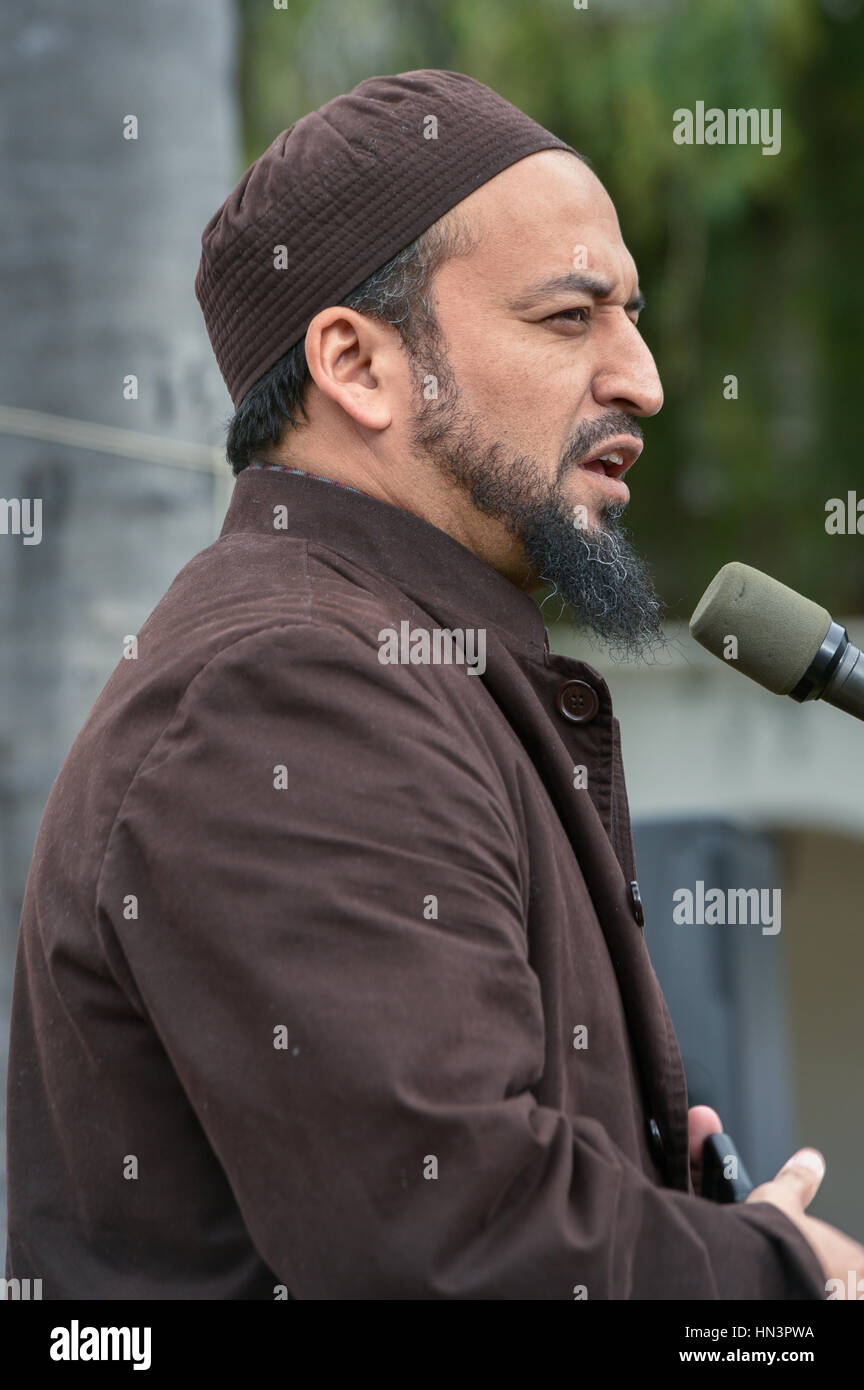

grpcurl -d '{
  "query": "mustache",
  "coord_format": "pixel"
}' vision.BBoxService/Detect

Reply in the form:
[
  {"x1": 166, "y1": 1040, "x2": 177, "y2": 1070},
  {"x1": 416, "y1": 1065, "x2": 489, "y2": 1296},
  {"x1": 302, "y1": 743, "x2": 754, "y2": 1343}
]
[{"x1": 559, "y1": 412, "x2": 644, "y2": 475}]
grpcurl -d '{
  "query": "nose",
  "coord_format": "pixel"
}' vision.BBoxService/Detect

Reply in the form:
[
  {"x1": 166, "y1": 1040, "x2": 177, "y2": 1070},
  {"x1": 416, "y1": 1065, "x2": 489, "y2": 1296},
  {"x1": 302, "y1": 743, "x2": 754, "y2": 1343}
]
[{"x1": 592, "y1": 317, "x2": 664, "y2": 418}]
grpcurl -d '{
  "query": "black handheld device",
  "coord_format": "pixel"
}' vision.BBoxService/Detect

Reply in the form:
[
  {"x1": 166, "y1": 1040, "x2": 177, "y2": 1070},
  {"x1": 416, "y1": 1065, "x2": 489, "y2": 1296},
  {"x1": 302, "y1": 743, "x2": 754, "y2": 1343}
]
[{"x1": 702, "y1": 1132, "x2": 754, "y2": 1203}]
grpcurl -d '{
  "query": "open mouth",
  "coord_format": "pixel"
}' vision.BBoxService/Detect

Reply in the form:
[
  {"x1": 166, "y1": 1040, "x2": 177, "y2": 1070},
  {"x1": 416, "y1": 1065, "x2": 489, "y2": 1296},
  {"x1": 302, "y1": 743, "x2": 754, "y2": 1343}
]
[
  {"x1": 577, "y1": 439, "x2": 641, "y2": 478},
  {"x1": 574, "y1": 440, "x2": 642, "y2": 502},
  {"x1": 580, "y1": 450, "x2": 628, "y2": 479}
]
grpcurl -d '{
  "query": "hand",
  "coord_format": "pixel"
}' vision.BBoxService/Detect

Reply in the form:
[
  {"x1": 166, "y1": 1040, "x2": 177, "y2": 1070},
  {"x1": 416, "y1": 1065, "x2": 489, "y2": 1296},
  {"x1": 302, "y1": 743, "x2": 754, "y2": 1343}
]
[
  {"x1": 688, "y1": 1104, "x2": 722, "y2": 1195},
  {"x1": 746, "y1": 1149, "x2": 864, "y2": 1294}
]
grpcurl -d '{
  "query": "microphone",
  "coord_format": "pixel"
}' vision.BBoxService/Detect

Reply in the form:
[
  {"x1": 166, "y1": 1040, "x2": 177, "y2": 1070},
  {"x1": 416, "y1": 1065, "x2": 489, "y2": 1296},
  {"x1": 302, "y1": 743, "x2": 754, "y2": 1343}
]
[{"x1": 689, "y1": 561, "x2": 864, "y2": 722}]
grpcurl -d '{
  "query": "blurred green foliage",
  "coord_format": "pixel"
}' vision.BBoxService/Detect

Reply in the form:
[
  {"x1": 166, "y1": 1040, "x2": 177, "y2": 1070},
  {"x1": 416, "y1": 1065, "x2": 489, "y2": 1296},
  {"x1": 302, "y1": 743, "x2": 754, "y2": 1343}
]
[{"x1": 237, "y1": 0, "x2": 864, "y2": 617}]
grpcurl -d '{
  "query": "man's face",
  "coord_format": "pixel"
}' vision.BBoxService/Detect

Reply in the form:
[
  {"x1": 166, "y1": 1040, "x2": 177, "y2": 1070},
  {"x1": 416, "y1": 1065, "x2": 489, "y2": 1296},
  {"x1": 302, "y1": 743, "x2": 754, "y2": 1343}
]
[{"x1": 407, "y1": 149, "x2": 666, "y2": 658}]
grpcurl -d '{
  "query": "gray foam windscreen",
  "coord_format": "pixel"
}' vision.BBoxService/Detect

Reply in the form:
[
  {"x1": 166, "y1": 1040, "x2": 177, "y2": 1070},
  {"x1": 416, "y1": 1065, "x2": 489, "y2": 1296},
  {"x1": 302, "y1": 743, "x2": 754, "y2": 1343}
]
[{"x1": 689, "y1": 562, "x2": 832, "y2": 696}]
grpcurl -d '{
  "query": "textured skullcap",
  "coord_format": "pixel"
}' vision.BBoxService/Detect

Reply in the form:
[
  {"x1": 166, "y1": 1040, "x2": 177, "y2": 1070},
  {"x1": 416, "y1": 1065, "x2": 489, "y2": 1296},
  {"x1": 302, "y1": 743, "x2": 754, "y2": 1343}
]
[{"x1": 195, "y1": 69, "x2": 578, "y2": 408}]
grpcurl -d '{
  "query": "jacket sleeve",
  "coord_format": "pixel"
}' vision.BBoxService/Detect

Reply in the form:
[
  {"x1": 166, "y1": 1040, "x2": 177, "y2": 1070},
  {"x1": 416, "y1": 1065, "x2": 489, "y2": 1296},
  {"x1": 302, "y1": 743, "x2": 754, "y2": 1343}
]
[{"x1": 99, "y1": 618, "x2": 828, "y2": 1300}]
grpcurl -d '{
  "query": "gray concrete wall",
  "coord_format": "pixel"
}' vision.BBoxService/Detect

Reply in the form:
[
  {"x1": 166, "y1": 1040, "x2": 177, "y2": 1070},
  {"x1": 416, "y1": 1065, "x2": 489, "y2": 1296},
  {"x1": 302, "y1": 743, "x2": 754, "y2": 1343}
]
[{"x1": 0, "y1": 0, "x2": 239, "y2": 1263}]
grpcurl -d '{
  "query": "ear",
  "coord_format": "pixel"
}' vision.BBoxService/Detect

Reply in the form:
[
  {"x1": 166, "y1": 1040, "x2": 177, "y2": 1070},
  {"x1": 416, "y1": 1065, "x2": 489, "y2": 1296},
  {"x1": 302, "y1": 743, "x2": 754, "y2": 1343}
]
[{"x1": 303, "y1": 306, "x2": 398, "y2": 432}]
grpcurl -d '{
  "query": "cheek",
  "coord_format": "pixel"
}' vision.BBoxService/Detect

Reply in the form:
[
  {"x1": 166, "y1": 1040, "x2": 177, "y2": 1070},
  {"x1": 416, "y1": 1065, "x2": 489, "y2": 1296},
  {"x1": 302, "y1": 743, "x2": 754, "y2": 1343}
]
[
  {"x1": 443, "y1": 320, "x2": 592, "y2": 439},
  {"x1": 449, "y1": 342, "x2": 553, "y2": 417},
  {"x1": 455, "y1": 325, "x2": 590, "y2": 415},
  {"x1": 457, "y1": 361, "x2": 580, "y2": 451}
]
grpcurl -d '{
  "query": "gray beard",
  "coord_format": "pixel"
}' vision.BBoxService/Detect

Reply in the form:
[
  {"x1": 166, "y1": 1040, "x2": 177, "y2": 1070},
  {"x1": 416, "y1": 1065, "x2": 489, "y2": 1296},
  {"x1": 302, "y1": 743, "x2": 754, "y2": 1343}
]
[{"x1": 409, "y1": 356, "x2": 667, "y2": 662}]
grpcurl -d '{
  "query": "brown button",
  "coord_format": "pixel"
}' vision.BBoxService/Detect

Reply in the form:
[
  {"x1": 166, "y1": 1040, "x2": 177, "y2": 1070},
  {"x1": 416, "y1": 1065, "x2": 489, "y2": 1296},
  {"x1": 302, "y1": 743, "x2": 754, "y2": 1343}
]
[
  {"x1": 555, "y1": 680, "x2": 599, "y2": 724},
  {"x1": 630, "y1": 880, "x2": 645, "y2": 927},
  {"x1": 647, "y1": 1117, "x2": 666, "y2": 1172}
]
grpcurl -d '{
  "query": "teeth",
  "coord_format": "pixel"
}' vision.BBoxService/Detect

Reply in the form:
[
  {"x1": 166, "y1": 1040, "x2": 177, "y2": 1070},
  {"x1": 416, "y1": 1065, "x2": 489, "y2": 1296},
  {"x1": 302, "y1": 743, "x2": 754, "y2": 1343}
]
[{"x1": 598, "y1": 452, "x2": 624, "y2": 465}]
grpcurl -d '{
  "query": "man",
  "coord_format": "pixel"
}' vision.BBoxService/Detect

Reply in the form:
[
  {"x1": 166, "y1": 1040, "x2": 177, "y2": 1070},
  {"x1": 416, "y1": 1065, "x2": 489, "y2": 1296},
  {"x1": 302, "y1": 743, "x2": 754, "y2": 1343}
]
[{"x1": 6, "y1": 69, "x2": 862, "y2": 1299}]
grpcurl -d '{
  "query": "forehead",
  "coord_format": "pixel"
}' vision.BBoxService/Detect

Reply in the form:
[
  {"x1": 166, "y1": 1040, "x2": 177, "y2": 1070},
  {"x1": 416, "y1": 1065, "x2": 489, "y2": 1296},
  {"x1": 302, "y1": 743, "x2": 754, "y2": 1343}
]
[{"x1": 444, "y1": 149, "x2": 637, "y2": 301}]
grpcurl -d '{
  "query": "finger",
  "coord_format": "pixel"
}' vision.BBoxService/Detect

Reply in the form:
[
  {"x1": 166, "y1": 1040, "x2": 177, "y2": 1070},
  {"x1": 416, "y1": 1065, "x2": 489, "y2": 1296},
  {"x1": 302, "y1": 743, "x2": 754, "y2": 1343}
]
[
  {"x1": 770, "y1": 1149, "x2": 826, "y2": 1210},
  {"x1": 688, "y1": 1105, "x2": 723, "y2": 1188}
]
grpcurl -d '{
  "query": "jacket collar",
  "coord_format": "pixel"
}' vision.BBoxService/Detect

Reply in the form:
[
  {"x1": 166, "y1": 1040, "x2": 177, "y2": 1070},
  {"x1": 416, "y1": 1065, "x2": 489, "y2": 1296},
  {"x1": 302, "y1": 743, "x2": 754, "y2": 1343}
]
[{"x1": 220, "y1": 466, "x2": 549, "y2": 657}]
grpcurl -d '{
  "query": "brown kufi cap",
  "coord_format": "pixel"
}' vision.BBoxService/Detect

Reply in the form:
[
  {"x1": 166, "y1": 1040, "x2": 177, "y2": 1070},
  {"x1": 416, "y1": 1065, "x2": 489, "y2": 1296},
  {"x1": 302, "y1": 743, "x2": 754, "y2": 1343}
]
[{"x1": 195, "y1": 68, "x2": 577, "y2": 407}]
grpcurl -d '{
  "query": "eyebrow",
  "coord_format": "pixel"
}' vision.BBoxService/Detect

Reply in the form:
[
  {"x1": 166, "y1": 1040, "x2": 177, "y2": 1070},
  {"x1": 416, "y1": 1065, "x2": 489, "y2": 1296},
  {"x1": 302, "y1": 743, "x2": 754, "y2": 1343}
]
[{"x1": 506, "y1": 271, "x2": 645, "y2": 316}]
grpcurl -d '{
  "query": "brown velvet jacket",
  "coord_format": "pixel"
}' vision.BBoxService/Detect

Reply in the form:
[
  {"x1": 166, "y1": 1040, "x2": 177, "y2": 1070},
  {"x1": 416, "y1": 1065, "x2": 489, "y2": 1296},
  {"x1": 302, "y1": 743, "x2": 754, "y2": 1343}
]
[{"x1": 5, "y1": 467, "x2": 826, "y2": 1299}]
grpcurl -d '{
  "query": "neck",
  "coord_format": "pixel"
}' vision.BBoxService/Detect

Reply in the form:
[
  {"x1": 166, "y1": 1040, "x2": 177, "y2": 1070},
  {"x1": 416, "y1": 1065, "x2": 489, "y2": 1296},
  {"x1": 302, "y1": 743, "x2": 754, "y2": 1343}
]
[{"x1": 246, "y1": 451, "x2": 535, "y2": 591}]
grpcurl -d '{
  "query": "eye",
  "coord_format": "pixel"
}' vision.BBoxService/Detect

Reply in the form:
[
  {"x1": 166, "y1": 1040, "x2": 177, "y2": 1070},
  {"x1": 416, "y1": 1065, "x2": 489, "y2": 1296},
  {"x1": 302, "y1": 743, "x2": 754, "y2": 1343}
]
[{"x1": 546, "y1": 306, "x2": 591, "y2": 325}]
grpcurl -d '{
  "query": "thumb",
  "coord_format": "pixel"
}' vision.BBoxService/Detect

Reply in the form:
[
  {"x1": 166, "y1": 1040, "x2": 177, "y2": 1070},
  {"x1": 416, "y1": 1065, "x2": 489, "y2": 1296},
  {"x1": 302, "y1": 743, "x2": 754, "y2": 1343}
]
[{"x1": 750, "y1": 1148, "x2": 826, "y2": 1212}]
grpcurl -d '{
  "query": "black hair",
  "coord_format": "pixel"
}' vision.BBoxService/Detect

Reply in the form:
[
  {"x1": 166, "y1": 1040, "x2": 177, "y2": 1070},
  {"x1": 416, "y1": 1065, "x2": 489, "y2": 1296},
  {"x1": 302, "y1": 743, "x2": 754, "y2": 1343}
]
[{"x1": 224, "y1": 208, "x2": 477, "y2": 476}]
